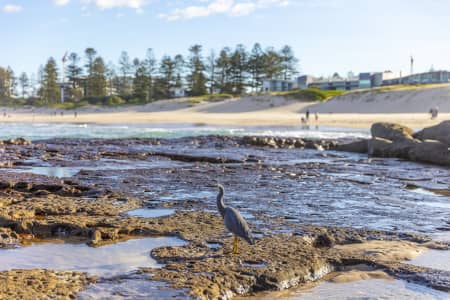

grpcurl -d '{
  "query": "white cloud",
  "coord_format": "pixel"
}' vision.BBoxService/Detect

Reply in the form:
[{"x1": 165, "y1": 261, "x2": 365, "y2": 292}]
[
  {"x1": 82, "y1": 0, "x2": 147, "y2": 10},
  {"x1": 54, "y1": 0, "x2": 70, "y2": 6},
  {"x1": 161, "y1": 0, "x2": 290, "y2": 21},
  {"x1": 2, "y1": 4, "x2": 23, "y2": 13}
]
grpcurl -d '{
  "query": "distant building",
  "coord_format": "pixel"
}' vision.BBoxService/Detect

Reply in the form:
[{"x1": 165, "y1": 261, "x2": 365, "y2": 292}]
[
  {"x1": 170, "y1": 86, "x2": 186, "y2": 98},
  {"x1": 296, "y1": 75, "x2": 315, "y2": 89},
  {"x1": 371, "y1": 71, "x2": 398, "y2": 87},
  {"x1": 400, "y1": 70, "x2": 450, "y2": 85},
  {"x1": 358, "y1": 73, "x2": 372, "y2": 89},
  {"x1": 262, "y1": 79, "x2": 294, "y2": 92},
  {"x1": 308, "y1": 73, "x2": 370, "y2": 91},
  {"x1": 262, "y1": 70, "x2": 450, "y2": 93}
]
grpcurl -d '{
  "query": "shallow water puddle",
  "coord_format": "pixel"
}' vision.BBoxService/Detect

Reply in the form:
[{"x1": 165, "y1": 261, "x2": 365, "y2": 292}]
[
  {"x1": 407, "y1": 250, "x2": 450, "y2": 272},
  {"x1": 286, "y1": 279, "x2": 449, "y2": 300},
  {"x1": 16, "y1": 166, "x2": 81, "y2": 178},
  {"x1": 240, "y1": 260, "x2": 268, "y2": 268},
  {"x1": 78, "y1": 278, "x2": 187, "y2": 300},
  {"x1": 206, "y1": 242, "x2": 222, "y2": 249},
  {"x1": 127, "y1": 208, "x2": 175, "y2": 218},
  {"x1": 0, "y1": 237, "x2": 186, "y2": 277},
  {"x1": 12, "y1": 159, "x2": 188, "y2": 178},
  {"x1": 154, "y1": 189, "x2": 215, "y2": 202}
]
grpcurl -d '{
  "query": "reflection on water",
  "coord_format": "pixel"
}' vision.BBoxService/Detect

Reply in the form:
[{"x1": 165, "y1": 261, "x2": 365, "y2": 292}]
[
  {"x1": 16, "y1": 166, "x2": 81, "y2": 178},
  {"x1": 277, "y1": 279, "x2": 449, "y2": 300},
  {"x1": 12, "y1": 159, "x2": 188, "y2": 178},
  {"x1": 127, "y1": 208, "x2": 175, "y2": 218},
  {"x1": 78, "y1": 279, "x2": 188, "y2": 300},
  {"x1": 0, "y1": 237, "x2": 186, "y2": 277}
]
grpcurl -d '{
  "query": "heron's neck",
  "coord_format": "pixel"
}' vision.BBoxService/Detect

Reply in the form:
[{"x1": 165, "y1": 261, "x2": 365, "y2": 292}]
[{"x1": 217, "y1": 187, "x2": 226, "y2": 217}]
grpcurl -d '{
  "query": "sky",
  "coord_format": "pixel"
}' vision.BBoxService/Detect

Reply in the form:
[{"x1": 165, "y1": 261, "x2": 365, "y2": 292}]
[{"x1": 1, "y1": 0, "x2": 450, "y2": 78}]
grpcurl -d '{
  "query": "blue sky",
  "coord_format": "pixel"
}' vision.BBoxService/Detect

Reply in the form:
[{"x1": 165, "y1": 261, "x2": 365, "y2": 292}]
[{"x1": 1, "y1": 0, "x2": 450, "y2": 78}]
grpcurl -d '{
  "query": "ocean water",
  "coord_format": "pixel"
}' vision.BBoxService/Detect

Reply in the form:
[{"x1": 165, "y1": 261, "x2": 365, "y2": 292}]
[{"x1": 0, "y1": 122, "x2": 369, "y2": 140}]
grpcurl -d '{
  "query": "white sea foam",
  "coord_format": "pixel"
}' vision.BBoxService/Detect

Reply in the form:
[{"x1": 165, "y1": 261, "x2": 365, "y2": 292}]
[{"x1": 0, "y1": 122, "x2": 370, "y2": 141}]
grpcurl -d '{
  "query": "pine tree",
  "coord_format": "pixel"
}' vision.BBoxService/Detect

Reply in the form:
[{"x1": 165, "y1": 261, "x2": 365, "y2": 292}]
[
  {"x1": 84, "y1": 48, "x2": 97, "y2": 97},
  {"x1": 215, "y1": 47, "x2": 232, "y2": 93},
  {"x1": 40, "y1": 57, "x2": 60, "y2": 103},
  {"x1": 280, "y1": 45, "x2": 298, "y2": 80},
  {"x1": 206, "y1": 50, "x2": 216, "y2": 94},
  {"x1": 89, "y1": 57, "x2": 107, "y2": 97},
  {"x1": 187, "y1": 45, "x2": 207, "y2": 96},
  {"x1": 159, "y1": 55, "x2": 176, "y2": 98},
  {"x1": 132, "y1": 59, "x2": 149, "y2": 101},
  {"x1": 67, "y1": 52, "x2": 84, "y2": 100},
  {"x1": 7, "y1": 67, "x2": 17, "y2": 97},
  {"x1": 106, "y1": 62, "x2": 117, "y2": 96},
  {"x1": 263, "y1": 47, "x2": 283, "y2": 80},
  {"x1": 173, "y1": 54, "x2": 185, "y2": 90},
  {"x1": 248, "y1": 43, "x2": 265, "y2": 92},
  {"x1": 229, "y1": 44, "x2": 248, "y2": 95},
  {"x1": 84, "y1": 48, "x2": 97, "y2": 76},
  {"x1": 118, "y1": 51, "x2": 132, "y2": 96},
  {"x1": 144, "y1": 48, "x2": 157, "y2": 102},
  {"x1": 0, "y1": 67, "x2": 12, "y2": 98},
  {"x1": 18, "y1": 72, "x2": 29, "y2": 98}
]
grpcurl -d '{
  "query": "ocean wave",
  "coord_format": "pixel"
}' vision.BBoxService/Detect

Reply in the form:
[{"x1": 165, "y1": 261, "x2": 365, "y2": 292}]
[{"x1": 0, "y1": 122, "x2": 370, "y2": 141}]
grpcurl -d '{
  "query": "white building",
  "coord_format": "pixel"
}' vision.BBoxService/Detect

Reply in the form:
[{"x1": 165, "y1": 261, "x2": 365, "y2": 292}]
[
  {"x1": 170, "y1": 87, "x2": 186, "y2": 98},
  {"x1": 262, "y1": 79, "x2": 294, "y2": 92}
]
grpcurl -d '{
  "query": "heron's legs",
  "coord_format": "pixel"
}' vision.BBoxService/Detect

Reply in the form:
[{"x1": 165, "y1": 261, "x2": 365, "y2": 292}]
[{"x1": 233, "y1": 236, "x2": 239, "y2": 254}]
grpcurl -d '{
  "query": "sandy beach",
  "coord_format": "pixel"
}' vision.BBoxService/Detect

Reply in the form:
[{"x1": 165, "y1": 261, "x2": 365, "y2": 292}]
[{"x1": 1, "y1": 86, "x2": 449, "y2": 129}]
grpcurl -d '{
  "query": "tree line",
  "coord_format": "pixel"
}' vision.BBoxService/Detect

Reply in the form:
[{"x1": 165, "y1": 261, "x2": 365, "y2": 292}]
[{"x1": 0, "y1": 44, "x2": 298, "y2": 105}]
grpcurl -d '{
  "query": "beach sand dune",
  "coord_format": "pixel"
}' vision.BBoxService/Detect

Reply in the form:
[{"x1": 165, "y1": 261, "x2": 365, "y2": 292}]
[
  {"x1": 1, "y1": 85, "x2": 449, "y2": 129},
  {"x1": 306, "y1": 85, "x2": 450, "y2": 114}
]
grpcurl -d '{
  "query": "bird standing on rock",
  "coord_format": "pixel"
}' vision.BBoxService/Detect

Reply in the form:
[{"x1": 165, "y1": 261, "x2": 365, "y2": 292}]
[{"x1": 216, "y1": 184, "x2": 254, "y2": 254}]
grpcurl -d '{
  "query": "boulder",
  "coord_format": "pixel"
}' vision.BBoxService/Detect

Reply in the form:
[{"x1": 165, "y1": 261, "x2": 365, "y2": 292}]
[
  {"x1": 335, "y1": 140, "x2": 368, "y2": 153},
  {"x1": 368, "y1": 137, "x2": 419, "y2": 159},
  {"x1": 368, "y1": 137, "x2": 393, "y2": 157},
  {"x1": 408, "y1": 140, "x2": 450, "y2": 166},
  {"x1": 413, "y1": 121, "x2": 450, "y2": 146},
  {"x1": 371, "y1": 123, "x2": 414, "y2": 141}
]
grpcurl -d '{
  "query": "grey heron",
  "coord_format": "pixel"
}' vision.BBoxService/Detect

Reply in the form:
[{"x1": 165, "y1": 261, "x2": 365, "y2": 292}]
[{"x1": 216, "y1": 184, "x2": 254, "y2": 254}]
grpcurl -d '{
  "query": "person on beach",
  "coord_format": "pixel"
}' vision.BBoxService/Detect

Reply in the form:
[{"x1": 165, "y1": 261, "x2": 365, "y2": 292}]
[
  {"x1": 306, "y1": 110, "x2": 310, "y2": 121},
  {"x1": 74, "y1": 111, "x2": 78, "y2": 118},
  {"x1": 430, "y1": 107, "x2": 439, "y2": 119},
  {"x1": 315, "y1": 112, "x2": 318, "y2": 122}
]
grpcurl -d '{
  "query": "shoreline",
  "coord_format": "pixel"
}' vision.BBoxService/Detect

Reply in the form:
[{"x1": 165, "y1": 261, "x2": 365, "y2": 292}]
[
  {"x1": 1, "y1": 84, "x2": 449, "y2": 130},
  {"x1": 0, "y1": 111, "x2": 448, "y2": 130}
]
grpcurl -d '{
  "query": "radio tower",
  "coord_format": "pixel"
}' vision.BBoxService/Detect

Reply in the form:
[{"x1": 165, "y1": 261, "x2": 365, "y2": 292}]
[{"x1": 61, "y1": 52, "x2": 68, "y2": 103}]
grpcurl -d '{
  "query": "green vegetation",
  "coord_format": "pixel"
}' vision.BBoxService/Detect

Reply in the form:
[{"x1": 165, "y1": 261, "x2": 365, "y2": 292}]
[
  {"x1": 272, "y1": 88, "x2": 346, "y2": 102},
  {"x1": 188, "y1": 93, "x2": 234, "y2": 104},
  {"x1": 1, "y1": 43, "x2": 299, "y2": 108}
]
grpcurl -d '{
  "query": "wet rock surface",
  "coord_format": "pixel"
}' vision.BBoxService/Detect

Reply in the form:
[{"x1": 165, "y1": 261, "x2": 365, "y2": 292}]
[
  {"x1": 0, "y1": 269, "x2": 95, "y2": 299},
  {"x1": 414, "y1": 120, "x2": 450, "y2": 146},
  {"x1": 0, "y1": 135, "x2": 448, "y2": 298},
  {"x1": 338, "y1": 121, "x2": 450, "y2": 166}
]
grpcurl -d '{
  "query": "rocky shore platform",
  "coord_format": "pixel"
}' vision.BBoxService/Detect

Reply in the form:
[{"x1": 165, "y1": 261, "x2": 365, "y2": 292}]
[
  {"x1": 337, "y1": 120, "x2": 450, "y2": 166},
  {"x1": 0, "y1": 132, "x2": 448, "y2": 299}
]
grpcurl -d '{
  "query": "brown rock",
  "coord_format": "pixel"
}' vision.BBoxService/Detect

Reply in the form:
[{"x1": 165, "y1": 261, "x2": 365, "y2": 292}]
[
  {"x1": 368, "y1": 137, "x2": 393, "y2": 157},
  {"x1": 336, "y1": 140, "x2": 368, "y2": 153},
  {"x1": 368, "y1": 137, "x2": 420, "y2": 159},
  {"x1": 0, "y1": 269, "x2": 95, "y2": 299},
  {"x1": 408, "y1": 140, "x2": 450, "y2": 166},
  {"x1": 371, "y1": 123, "x2": 414, "y2": 141},
  {"x1": 413, "y1": 121, "x2": 450, "y2": 146}
]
